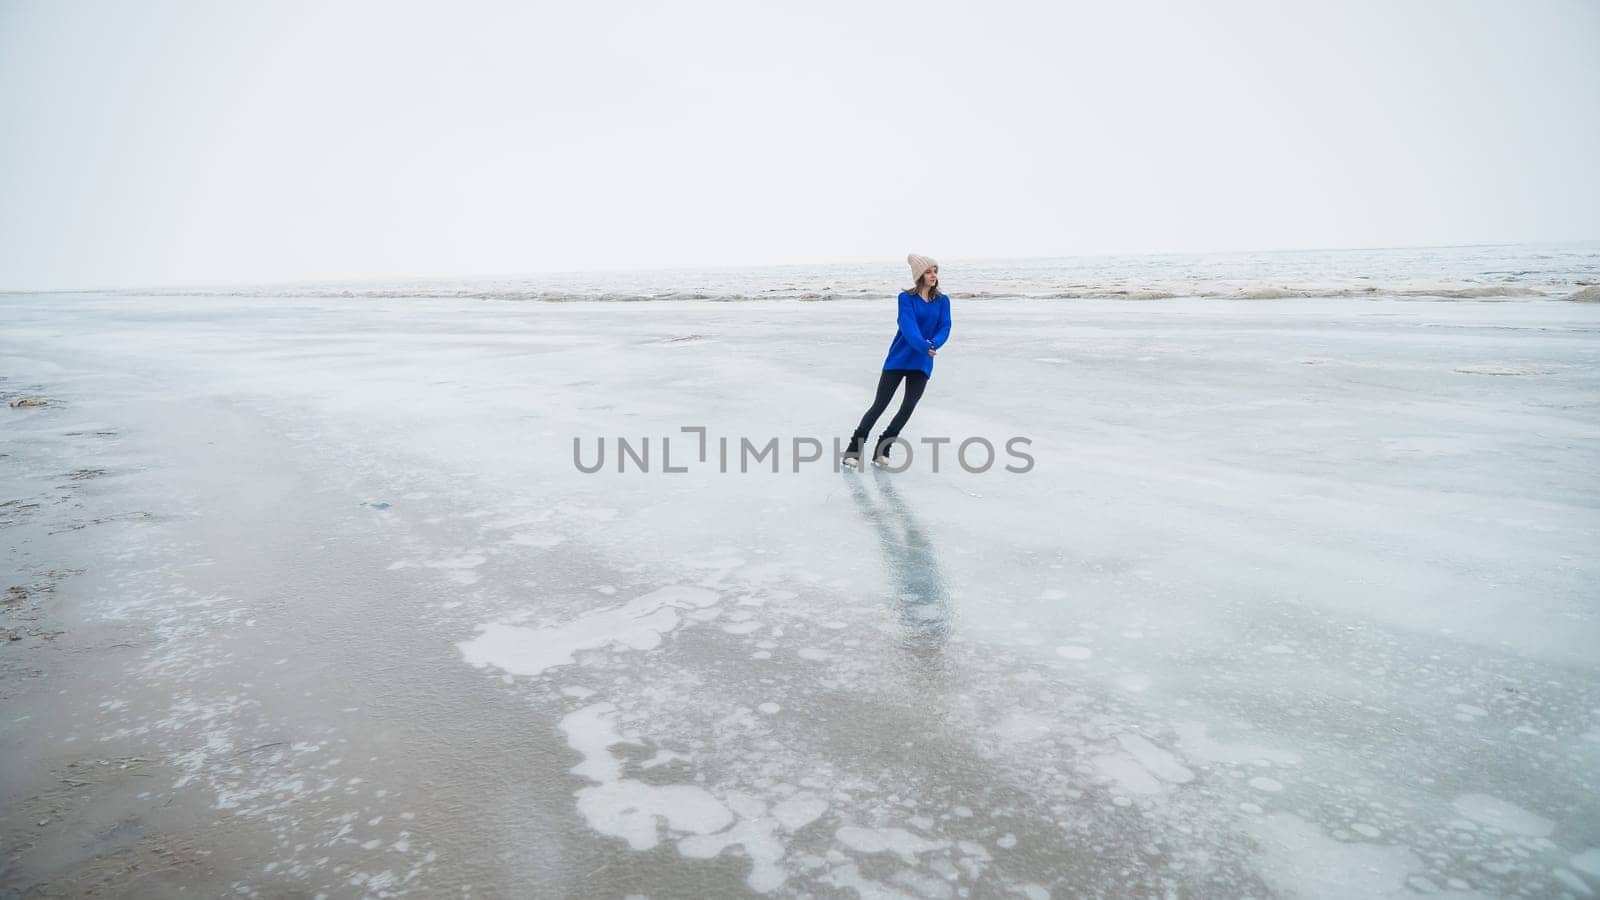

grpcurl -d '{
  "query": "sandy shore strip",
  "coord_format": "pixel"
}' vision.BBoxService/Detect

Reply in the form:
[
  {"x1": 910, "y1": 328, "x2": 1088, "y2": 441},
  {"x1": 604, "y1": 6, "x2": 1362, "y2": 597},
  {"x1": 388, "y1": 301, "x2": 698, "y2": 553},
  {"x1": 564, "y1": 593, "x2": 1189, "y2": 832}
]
[{"x1": 3, "y1": 294, "x2": 1599, "y2": 897}]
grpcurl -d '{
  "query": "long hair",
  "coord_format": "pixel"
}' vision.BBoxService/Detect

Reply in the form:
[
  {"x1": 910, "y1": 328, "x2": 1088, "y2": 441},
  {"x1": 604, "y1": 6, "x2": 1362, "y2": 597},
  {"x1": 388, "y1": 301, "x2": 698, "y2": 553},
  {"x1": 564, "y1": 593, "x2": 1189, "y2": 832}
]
[{"x1": 909, "y1": 270, "x2": 941, "y2": 298}]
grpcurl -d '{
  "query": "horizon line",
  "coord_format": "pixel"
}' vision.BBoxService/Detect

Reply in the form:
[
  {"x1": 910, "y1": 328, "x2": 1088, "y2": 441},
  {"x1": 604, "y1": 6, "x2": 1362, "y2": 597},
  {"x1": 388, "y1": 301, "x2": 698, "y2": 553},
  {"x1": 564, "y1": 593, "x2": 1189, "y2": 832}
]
[{"x1": 4, "y1": 237, "x2": 1597, "y2": 296}]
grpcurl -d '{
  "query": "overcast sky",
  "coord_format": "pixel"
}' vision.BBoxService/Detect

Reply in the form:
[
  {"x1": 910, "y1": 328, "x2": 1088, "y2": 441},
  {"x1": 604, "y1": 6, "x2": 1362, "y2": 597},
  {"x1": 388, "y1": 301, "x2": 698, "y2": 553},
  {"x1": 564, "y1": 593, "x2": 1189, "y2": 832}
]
[{"x1": 1, "y1": 0, "x2": 1596, "y2": 290}]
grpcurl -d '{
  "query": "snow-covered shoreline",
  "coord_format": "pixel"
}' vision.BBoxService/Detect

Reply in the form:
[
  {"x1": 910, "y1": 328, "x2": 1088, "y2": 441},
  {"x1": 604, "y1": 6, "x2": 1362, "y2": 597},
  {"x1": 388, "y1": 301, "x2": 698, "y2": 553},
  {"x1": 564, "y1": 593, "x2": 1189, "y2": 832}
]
[{"x1": 9, "y1": 241, "x2": 1597, "y2": 305}]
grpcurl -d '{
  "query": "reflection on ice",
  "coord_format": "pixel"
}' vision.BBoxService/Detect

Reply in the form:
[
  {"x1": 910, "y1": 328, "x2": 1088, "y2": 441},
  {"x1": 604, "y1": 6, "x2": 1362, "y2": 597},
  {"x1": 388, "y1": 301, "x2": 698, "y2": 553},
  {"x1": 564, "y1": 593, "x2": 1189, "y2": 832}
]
[{"x1": 845, "y1": 470, "x2": 953, "y2": 657}]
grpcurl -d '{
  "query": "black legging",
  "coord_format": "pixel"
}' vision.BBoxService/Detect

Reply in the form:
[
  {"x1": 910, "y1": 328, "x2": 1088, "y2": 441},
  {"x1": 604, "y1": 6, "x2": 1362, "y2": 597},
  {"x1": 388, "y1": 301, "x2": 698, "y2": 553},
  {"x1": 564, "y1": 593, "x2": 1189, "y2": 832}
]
[{"x1": 853, "y1": 369, "x2": 928, "y2": 444}]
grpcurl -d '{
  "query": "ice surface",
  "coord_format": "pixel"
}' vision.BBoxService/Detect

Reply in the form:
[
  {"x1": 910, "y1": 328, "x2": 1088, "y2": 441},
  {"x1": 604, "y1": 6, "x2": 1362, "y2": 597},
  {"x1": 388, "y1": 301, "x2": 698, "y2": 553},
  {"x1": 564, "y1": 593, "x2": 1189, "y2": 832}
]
[{"x1": 2, "y1": 286, "x2": 1598, "y2": 896}]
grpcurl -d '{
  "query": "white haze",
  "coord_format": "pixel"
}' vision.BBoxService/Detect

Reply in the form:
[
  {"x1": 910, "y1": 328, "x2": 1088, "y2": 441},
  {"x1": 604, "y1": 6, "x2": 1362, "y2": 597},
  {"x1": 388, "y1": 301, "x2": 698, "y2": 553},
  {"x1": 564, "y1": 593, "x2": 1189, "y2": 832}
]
[{"x1": 1, "y1": 0, "x2": 1597, "y2": 291}]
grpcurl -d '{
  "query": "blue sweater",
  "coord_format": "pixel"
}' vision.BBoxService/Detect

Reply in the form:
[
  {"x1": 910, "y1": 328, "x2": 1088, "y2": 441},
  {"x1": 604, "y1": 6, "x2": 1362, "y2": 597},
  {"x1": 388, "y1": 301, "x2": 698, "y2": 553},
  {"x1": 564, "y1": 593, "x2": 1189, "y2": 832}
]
[{"x1": 883, "y1": 291, "x2": 952, "y2": 376}]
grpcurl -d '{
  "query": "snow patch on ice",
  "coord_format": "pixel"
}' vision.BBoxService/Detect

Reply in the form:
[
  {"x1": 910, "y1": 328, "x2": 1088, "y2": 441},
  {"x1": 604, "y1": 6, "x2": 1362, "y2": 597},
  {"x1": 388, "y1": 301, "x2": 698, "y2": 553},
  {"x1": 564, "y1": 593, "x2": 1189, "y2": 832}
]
[
  {"x1": 771, "y1": 794, "x2": 828, "y2": 831},
  {"x1": 559, "y1": 703, "x2": 733, "y2": 852},
  {"x1": 1451, "y1": 793, "x2": 1554, "y2": 837},
  {"x1": 835, "y1": 825, "x2": 948, "y2": 862},
  {"x1": 457, "y1": 585, "x2": 721, "y2": 676},
  {"x1": 1173, "y1": 721, "x2": 1301, "y2": 767},
  {"x1": 557, "y1": 703, "x2": 817, "y2": 892},
  {"x1": 579, "y1": 781, "x2": 734, "y2": 852},
  {"x1": 1247, "y1": 812, "x2": 1422, "y2": 899},
  {"x1": 1094, "y1": 753, "x2": 1162, "y2": 795},
  {"x1": 822, "y1": 862, "x2": 918, "y2": 900},
  {"x1": 679, "y1": 814, "x2": 788, "y2": 893},
  {"x1": 560, "y1": 703, "x2": 629, "y2": 783}
]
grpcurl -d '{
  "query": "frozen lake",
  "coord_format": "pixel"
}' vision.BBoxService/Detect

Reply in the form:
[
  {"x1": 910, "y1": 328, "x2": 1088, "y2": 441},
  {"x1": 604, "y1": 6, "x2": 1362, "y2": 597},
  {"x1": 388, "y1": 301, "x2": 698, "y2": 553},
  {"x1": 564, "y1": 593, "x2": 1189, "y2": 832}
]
[{"x1": 2, "y1": 293, "x2": 1598, "y2": 897}]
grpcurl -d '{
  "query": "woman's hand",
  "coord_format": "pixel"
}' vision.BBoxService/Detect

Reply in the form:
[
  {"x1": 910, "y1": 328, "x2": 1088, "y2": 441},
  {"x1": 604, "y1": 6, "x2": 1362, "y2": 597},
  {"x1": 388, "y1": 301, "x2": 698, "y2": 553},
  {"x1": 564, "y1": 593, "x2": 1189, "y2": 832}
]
[{"x1": 927, "y1": 346, "x2": 937, "y2": 357}]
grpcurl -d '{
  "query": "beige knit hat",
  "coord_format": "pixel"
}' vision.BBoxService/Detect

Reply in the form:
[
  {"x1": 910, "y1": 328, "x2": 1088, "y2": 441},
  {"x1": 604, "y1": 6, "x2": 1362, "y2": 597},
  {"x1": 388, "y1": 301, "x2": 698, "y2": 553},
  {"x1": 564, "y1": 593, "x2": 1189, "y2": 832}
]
[{"x1": 907, "y1": 253, "x2": 938, "y2": 283}]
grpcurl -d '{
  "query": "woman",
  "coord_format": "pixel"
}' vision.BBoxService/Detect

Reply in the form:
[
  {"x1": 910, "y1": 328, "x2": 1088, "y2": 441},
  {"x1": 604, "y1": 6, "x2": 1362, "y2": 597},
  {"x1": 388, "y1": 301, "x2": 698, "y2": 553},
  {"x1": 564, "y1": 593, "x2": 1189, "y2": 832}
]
[{"x1": 845, "y1": 253, "x2": 952, "y2": 468}]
